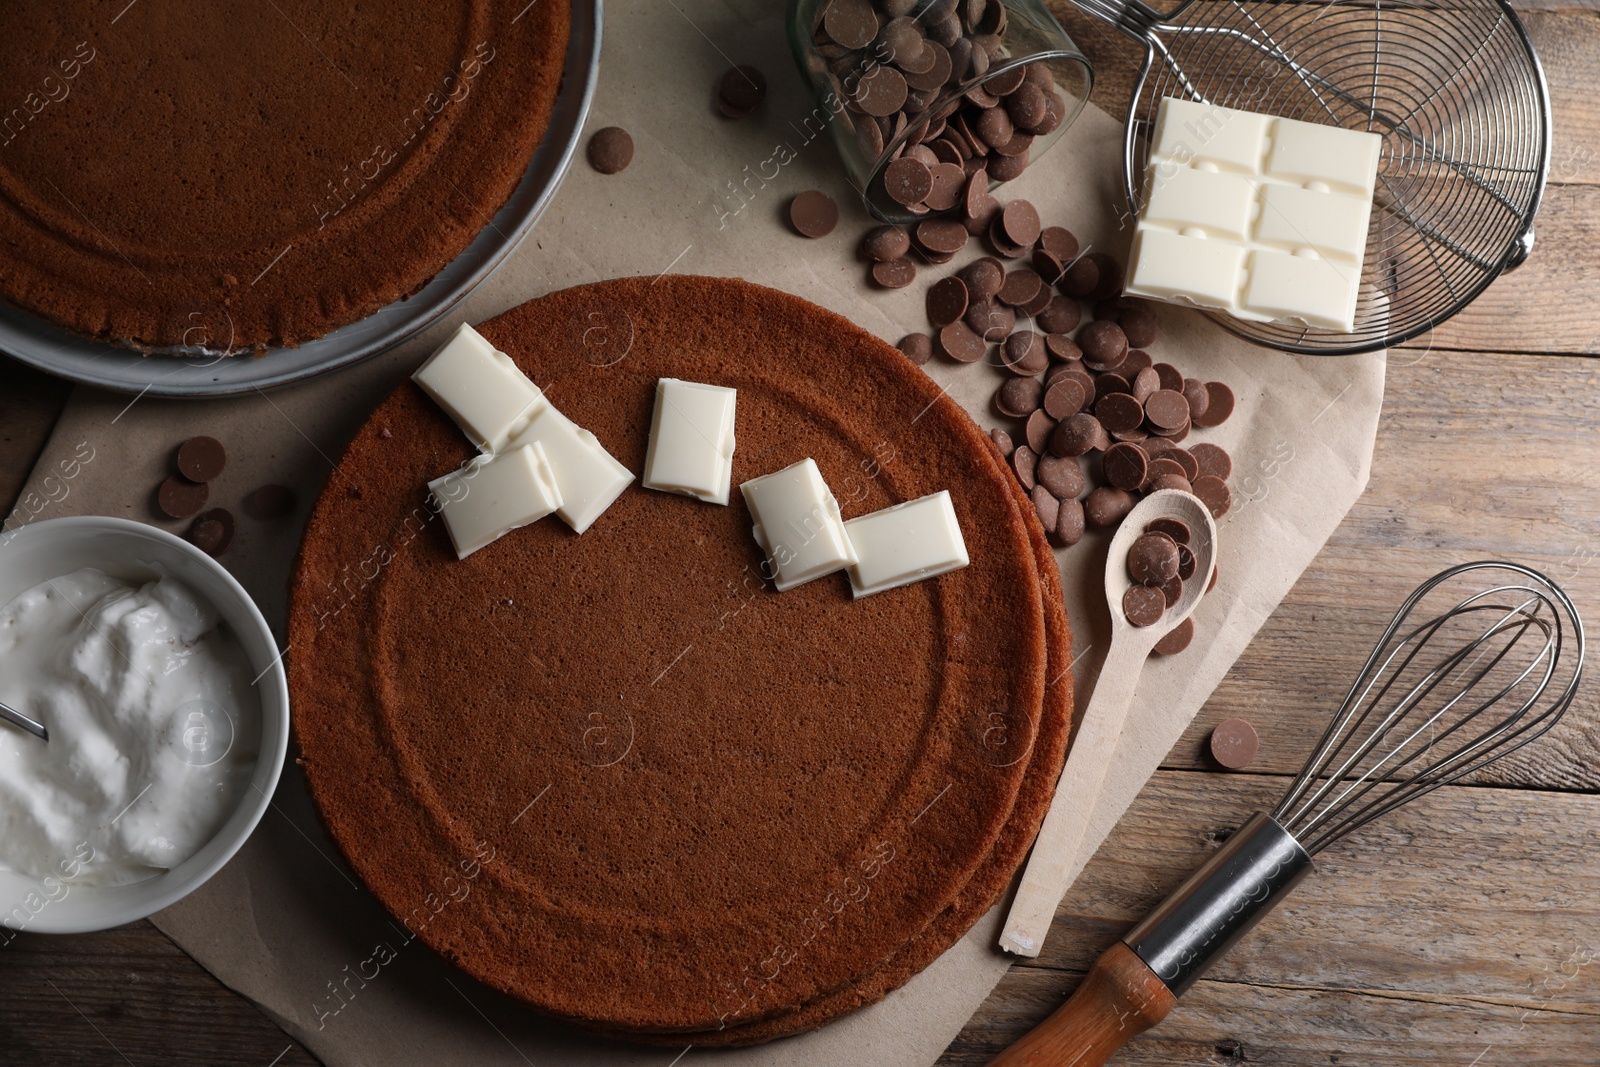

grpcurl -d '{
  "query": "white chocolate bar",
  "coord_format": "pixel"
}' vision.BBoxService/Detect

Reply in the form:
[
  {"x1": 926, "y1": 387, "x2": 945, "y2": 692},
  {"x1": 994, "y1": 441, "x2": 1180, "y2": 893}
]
[
  {"x1": 843, "y1": 491, "x2": 969, "y2": 598},
  {"x1": 504, "y1": 402, "x2": 634, "y2": 535},
  {"x1": 429, "y1": 443, "x2": 563, "y2": 560},
  {"x1": 740, "y1": 459, "x2": 857, "y2": 592},
  {"x1": 642, "y1": 378, "x2": 737, "y2": 505},
  {"x1": 412, "y1": 323, "x2": 541, "y2": 453},
  {"x1": 1128, "y1": 96, "x2": 1381, "y2": 331}
]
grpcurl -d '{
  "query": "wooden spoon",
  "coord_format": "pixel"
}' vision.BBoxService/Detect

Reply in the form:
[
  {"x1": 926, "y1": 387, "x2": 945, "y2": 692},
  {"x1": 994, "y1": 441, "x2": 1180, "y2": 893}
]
[{"x1": 999, "y1": 489, "x2": 1217, "y2": 957}]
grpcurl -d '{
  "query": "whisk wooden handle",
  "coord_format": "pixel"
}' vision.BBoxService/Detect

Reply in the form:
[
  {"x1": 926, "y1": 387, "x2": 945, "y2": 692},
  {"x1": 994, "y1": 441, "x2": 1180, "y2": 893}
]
[{"x1": 985, "y1": 942, "x2": 1175, "y2": 1067}]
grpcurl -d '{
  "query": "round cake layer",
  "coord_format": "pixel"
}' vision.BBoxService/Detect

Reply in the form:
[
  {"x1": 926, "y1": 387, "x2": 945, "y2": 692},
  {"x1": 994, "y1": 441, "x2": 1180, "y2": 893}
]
[
  {"x1": 619, "y1": 481, "x2": 1074, "y2": 1044},
  {"x1": 291, "y1": 276, "x2": 1056, "y2": 1031},
  {"x1": 0, "y1": 0, "x2": 568, "y2": 350}
]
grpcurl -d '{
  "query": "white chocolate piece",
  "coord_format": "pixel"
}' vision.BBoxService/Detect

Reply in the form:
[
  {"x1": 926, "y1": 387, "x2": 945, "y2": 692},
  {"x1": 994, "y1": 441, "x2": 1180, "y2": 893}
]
[
  {"x1": 1128, "y1": 96, "x2": 1380, "y2": 331},
  {"x1": 740, "y1": 459, "x2": 857, "y2": 592},
  {"x1": 1269, "y1": 116, "x2": 1383, "y2": 198},
  {"x1": 412, "y1": 323, "x2": 541, "y2": 453},
  {"x1": 1151, "y1": 97, "x2": 1270, "y2": 175},
  {"x1": 843, "y1": 491, "x2": 969, "y2": 598},
  {"x1": 1127, "y1": 230, "x2": 1245, "y2": 308},
  {"x1": 1256, "y1": 184, "x2": 1370, "y2": 262},
  {"x1": 505, "y1": 401, "x2": 634, "y2": 535},
  {"x1": 1244, "y1": 250, "x2": 1360, "y2": 330},
  {"x1": 643, "y1": 378, "x2": 737, "y2": 505},
  {"x1": 429, "y1": 443, "x2": 563, "y2": 560},
  {"x1": 1142, "y1": 165, "x2": 1257, "y2": 242}
]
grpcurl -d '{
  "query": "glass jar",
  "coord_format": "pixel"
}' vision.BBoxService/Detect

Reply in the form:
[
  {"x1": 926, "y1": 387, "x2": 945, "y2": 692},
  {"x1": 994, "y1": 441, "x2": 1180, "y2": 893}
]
[{"x1": 786, "y1": 0, "x2": 1093, "y2": 223}]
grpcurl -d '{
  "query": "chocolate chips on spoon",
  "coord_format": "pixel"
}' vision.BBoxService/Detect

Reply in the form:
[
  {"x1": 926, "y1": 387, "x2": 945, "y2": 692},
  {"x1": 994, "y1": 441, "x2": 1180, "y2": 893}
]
[{"x1": 1117, "y1": 518, "x2": 1214, "y2": 656}]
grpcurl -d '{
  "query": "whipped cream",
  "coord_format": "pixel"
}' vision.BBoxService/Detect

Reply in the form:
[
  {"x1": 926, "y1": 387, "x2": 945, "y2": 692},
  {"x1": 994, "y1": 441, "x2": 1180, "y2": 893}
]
[{"x1": 0, "y1": 567, "x2": 260, "y2": 886}]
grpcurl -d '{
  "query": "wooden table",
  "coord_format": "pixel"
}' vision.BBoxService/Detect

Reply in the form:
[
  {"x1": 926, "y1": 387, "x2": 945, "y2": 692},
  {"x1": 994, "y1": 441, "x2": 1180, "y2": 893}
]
[{"x1": 3, "y1": 3, "x2": 1597, "y2": 1063}]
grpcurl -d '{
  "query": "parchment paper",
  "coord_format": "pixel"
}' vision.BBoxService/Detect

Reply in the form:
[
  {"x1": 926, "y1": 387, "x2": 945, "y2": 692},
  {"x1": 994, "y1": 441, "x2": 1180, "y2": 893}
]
[{"x1": 5, "y1": 1, "x2": 1385, "y2": 1063}]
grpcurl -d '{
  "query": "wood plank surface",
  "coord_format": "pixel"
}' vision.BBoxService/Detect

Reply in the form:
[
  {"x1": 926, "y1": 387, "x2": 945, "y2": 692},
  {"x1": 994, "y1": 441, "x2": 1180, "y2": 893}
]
[
  {"x1": 0, "y1": 923, "x2": 320, "y2": 1067},
  {"x1": 942, "y1": 771, "x2": 1600, "y2": 1065},
  {"x1": 3, "y1": 3, "x2": 1600, "y2": 1065}
]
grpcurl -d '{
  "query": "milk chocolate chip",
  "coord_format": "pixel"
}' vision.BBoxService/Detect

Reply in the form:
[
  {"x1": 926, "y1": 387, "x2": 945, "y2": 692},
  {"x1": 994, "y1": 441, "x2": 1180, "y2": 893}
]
[
  {"x1": 157, "y1": 475, "x2": 209, "y2": 520},
  {"x1": 897, "y1": 333, "x2": 934, "y2": 365},
  {"x1": 871, "y1": 258, "x2": 917, "y2": 289},
  {"x1": 1189, "y1": 443, "x2": 1233, "y2": 481},
  {"x1": 176, "y1": 436, "x2": 226, "y2": 483},
  {"x1": 862, "y1": 225, "x2": 911, "y2": 262},
  {"x1": 790, "y1": 190, "x2": 840, "y2": 238},
  {"x1": 1122, "y1": 584, "x2": 1166, "y2": 628},
  {"x1": 927, "y1": 276, "x2": 970, "y2": 327},
  {"x1": 586, "y1": 127, "x2": 634, "y2": 174},
  {"x1": 1012, "y1": 444, "x2": 1038, "y2": 490},
  {"x1": 939, "y1": 320, "x2": 986, "y2": 362},
  {"x1": 1127, "y1": 532, "x2": 1180, "y2": 584},
  {"x1": 718, "y1": 65, "x2": 768, "y2": 117},
  {"x1": 1084, "y1": 486, "x2": 1135, "y2": 527},
  {"x1": 1054, "y1": 496, "x2": 1085, "y2": 546},
  {"x1": 995, "y1": 376, "x2": 1043, "y2": 418},
  {"x1": 1209, "y1": 718, "x2": 1259, "y2": 769},
  {"x1": 1035, "y1": 454, "x2": 1083, "y2": 500},
  {"x1": 1101, "y1": 443, "x2": 1148, "y2": 492},
  {"x1": 1153, "y1": 617, "x2": 1194, "y2": 656},
  {"x1": 187, "y1": 507, "x2": 236, "y2": 557}
]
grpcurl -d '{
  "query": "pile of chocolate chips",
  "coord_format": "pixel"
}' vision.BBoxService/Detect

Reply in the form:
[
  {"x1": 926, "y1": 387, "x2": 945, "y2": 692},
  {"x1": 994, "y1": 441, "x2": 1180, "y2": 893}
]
[
  {"x1": 810, "y1": 0, "x2": 1065, "y2": 200},
  {"x1": 877, "y1": 195, "x2": 1237, "y2": 557}
]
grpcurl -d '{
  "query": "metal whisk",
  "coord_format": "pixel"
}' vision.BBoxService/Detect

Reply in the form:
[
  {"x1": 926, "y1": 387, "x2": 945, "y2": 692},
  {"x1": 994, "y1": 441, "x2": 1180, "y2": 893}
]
[
  {"x1": 1071, "y1": 0, "x2": 1551, "y2": 355},
  {"x1": 988, "y1": 561, "x2": 1584, "y2": 1066}
]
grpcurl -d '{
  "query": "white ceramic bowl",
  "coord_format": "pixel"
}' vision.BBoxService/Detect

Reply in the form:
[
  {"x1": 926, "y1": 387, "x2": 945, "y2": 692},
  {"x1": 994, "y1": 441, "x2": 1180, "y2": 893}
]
[{"x1": 0, "y1": 516, "x2": 289, "y2": 933}]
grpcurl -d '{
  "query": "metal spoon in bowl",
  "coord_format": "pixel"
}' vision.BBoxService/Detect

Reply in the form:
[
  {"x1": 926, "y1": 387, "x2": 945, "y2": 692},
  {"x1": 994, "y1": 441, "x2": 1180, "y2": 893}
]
[
  {"x1": 0, "y1": 699, "x2": 49, "y2": 742},
  {"x1": 1000, "y1": 489, "x2": 1218, "y2": 957}
]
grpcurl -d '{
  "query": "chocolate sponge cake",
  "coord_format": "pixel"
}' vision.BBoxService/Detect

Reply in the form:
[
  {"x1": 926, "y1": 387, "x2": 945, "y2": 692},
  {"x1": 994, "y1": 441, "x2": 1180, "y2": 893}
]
[
  {"x1": 617, "y1": 498, "x2": 1074, "y2": 1045},
  {"x1": 660, "y1": 502, "x2": 1074, "y2": 1044},
  {"x1": 289, "y1": 276, "x2": 1074, "y2": 1035},
  {"x1": 0, "y1": 0, "x2": 568, "y2": 351}
]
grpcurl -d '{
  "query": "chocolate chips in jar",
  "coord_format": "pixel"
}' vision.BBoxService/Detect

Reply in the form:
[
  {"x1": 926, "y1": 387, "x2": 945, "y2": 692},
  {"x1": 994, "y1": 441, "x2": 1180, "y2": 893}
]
[{"x1": 808, "y1": 0, "x2": 1080, "y2": 218}]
